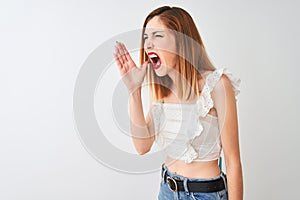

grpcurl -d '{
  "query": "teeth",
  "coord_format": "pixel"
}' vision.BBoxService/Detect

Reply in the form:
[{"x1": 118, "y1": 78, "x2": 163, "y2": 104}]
[{"x1": 149, "y1": 54, "x2": 158, "y2": 58}]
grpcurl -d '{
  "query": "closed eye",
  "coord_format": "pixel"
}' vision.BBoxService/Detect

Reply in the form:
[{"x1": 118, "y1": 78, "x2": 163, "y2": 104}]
[{"x1": 143, "y1": 36, "x2": 148, "y2": 41}]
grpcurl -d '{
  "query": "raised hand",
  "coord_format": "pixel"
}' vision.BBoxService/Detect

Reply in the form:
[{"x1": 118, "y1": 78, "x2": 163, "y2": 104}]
[{"x1": 114, "y1": 41, "x2": 149, "y2": 93}]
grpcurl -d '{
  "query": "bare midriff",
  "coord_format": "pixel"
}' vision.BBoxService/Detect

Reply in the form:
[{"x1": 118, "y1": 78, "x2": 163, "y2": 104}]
[{"x1": 165, "y1": 156, "x2": 221, "y2": 179}]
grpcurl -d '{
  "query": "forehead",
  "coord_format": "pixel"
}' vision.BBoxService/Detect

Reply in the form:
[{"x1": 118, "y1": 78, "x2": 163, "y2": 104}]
[{"x1": 144, "y1": 16, "x2": 168, "y2": 34}]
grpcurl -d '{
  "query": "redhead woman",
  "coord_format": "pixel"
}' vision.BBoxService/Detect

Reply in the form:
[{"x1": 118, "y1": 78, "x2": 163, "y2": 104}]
[{"x1": 114, "y1": 6, "x2": 243, "y2": 200}]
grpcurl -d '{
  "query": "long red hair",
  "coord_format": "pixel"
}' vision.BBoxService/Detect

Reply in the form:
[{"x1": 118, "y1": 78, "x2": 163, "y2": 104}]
[{"x1": 140, "y1": 6, "x2": 216, "y2": 101}]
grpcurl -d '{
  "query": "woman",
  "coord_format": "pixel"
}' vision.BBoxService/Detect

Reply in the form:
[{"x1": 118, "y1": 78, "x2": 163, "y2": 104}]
[{"x1": 114, "y1": 6, "x2": 243, "y2": 200}]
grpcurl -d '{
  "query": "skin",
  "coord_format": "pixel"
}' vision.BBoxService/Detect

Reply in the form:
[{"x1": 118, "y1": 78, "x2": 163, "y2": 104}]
[
  {"x1": 114, "y1": 15, "x2": 243, "y2": 200},
  {"x1": 143, "y1": 16, "x2": 178, "y2": 79}
]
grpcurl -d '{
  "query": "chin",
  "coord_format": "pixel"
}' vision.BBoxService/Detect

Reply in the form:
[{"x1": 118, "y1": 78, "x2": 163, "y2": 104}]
[{"x1": 153, "y1": 66, "x2": 168, "y2": 77}]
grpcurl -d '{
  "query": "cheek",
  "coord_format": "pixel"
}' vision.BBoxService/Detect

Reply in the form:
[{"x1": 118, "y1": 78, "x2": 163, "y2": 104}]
[
  {"x1": 158, "y1": 42, "x2": 177, "y2": 65},
  {"x1": 160, "y1": 51, "x2": 178, "y2": 67},
  {"x1": 158, "y1": 39, "x2": 176, "y2": 53},
  {"x1": 160, "y1": 40, "x2": 177, "y2": 63}
]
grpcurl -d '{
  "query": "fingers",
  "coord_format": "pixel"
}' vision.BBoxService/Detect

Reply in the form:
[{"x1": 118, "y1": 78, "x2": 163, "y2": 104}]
[
  {"x1": 118, "y1": 42, "x2": 128, "y2": 63},
  {"x1": 114, "y1": 42, "x2": 128, "y2": 74},
  {"x1": 118, "y1": 47, "x2": 128, "y2": 67},
  {"x1": 113, "y1": 52, "x2": 124, "y2": 73},
  {"x1": 114, "y1": 43, "x2": 123, "y2": 63},
  {"x1": 114, "y1": 42, "x2": 123, "y2": 63},
  {"x1": 120, "y1": 43, "x2": 135, "y2": 65},
  {"x1": 114, "y1": 41, "x2": 139, "y2": 75},
  {"x1": 115, "y1": 41, "x2": 127, "y2": 64}
]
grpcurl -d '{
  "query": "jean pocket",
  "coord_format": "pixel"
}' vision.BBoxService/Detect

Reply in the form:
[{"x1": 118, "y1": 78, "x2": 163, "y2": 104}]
[{"x1": 217, "y1": 189, "x2": 228, "y2": 200}]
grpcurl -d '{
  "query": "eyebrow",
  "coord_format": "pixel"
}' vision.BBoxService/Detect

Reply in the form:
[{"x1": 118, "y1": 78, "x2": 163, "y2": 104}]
[{"x1": 143, "y1": 31, "x2": 165, "y2": 36}]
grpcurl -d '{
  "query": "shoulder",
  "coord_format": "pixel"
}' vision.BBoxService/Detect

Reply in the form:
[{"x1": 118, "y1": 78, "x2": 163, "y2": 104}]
[
  {"x1": 214, "y1": 74, "x2": 235, "y2": 93},
  {"x1": 211, "y1": 69, "x2": 240, "y2": 102}
]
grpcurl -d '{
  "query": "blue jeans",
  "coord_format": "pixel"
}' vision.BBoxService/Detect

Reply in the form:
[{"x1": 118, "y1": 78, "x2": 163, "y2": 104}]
[{"x1": 158, "y1": 163, "x2": 228, "y2": 200}]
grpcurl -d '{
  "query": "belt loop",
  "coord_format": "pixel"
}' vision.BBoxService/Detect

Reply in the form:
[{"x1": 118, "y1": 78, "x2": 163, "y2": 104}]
[
  {"x1": 161, "y1": 164, "x2": 167, "y2": 183},
  {"x1": 183, "y1": 177, "x2": 190, "y2": 195},
  {"x1": 220, "y1": 171, "x2": 228, "y2": 191}
]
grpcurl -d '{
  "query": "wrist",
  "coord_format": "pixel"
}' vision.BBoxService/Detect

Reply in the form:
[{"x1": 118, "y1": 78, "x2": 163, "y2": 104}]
[{"x1": 129, "y1": 87, "x2": 142, "y2": 97}]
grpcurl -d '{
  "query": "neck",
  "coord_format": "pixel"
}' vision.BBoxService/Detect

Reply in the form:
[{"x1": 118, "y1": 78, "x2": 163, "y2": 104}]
[{"x1": 167, "y1": 71, "x2": 177, "y2": 94}]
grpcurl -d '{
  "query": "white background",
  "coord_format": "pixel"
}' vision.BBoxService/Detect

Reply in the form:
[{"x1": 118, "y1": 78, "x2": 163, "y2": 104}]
[{"x1": 1, "y1": 0, "x2": 299, "y2": 199}]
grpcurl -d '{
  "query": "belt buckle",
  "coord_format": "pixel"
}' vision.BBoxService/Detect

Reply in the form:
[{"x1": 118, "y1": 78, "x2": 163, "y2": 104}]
[{"x1": 166, "y1": 176, "x2": 178, "y2": 192}]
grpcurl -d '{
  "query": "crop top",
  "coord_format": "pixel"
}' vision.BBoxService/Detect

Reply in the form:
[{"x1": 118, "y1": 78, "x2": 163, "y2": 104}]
[{"x1": 151, "y1": 67, "x2": 241, "y2": 164}]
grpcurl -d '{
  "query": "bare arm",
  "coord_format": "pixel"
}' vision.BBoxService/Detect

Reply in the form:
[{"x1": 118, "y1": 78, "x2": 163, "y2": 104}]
[
  {"x1": 114, "y1": 41, "x2": 155, "y2": 155},
  {"x1": 129, "y1": 89, "x2": 155, "y2": 155},
  {"x1": 212, "y1": 74, "x2": 243, "y2": 200}
]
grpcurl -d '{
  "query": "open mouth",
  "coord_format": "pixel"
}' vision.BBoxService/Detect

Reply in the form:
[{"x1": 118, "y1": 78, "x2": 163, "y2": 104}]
[{"x1": 148, "y1": 52, "x2": 161, "y2": 70}]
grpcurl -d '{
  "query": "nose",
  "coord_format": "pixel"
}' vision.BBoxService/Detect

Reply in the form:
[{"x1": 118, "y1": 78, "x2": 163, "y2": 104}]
[{"x1": 145, "y1": 39, "x2": 154, "y2": 50}]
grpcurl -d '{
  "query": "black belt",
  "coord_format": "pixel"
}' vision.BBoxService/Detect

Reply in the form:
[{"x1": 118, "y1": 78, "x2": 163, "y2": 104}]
[{"x1": 162, "y1": 170, "x2": 226, "y2": 193}]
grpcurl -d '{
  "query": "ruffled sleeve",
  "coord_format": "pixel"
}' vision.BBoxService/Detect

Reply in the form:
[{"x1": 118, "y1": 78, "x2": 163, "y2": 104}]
[
  {"x1": 197, "y1": 67, "x2": 241, "y2": 117},
  {"x1": 179, "y1": 67, "x2": 241, "y2": 164},
  {"x1": 217, "y1": 67, "x2": 241, "y2": 100}
]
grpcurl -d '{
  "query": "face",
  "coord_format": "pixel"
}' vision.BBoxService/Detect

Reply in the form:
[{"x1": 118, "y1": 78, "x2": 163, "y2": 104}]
[{"x1": 144, "y1": 16, "x2": 178, "y2": 77}]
